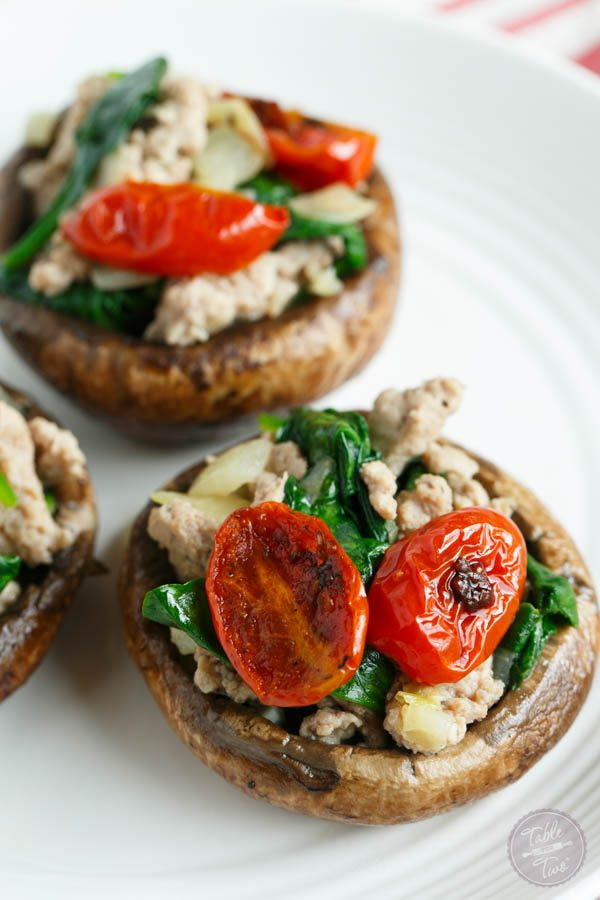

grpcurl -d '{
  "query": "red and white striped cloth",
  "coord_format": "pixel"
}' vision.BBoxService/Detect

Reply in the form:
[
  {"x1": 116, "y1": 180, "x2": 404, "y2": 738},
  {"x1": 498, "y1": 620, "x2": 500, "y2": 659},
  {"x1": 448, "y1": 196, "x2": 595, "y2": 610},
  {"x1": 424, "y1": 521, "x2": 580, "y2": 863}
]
[{"x1": 361, "y1": 0, "x2": 600, "y2": 73}]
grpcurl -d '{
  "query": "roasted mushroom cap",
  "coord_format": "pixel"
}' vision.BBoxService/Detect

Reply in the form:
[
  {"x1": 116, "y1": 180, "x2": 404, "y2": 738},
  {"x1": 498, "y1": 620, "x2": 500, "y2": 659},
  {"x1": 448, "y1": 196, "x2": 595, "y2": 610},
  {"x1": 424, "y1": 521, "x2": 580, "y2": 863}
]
[
  {"x1": 119, "y1": 448, "x2": 598, "y2": 825},
  {"x1": 0, "y1": 383, "x2": 96, "y2": 700},
  {"x1": 0, "y1": 141, "x2": 400, "y2": 444}
]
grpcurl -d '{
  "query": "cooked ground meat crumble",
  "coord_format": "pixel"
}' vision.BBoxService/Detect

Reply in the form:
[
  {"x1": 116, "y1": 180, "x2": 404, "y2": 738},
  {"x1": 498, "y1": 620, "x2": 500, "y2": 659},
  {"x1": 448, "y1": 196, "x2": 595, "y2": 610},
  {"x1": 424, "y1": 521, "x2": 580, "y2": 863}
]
[
  {"x1": 369, "y1": 377, "x2": 463, "y2": 476},
  {"x1": 144, "y1": 240, "x2": 337, "y2": 346},
  {"x1": 0, "y1": 399, "x2": 88, "y2": 613},
  {"x1": 384, "y1": 658, "x2": 505, "y2": 754},
  {"x1": 147, "y1": 499, "x2": 218, "y2": 583}
]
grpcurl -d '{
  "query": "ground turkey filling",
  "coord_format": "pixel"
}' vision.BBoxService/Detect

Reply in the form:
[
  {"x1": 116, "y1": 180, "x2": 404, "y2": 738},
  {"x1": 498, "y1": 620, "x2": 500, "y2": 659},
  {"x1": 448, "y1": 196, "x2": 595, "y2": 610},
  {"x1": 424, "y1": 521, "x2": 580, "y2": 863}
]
[
  {"x1": 147, "y1": 377, "x2": 513, "y2": 754},
  {"x1": 20, "y1": 74, "x2": 343, "y2": 345},
  {"x1": 0, "y1": 398, "x2": 87, "y2": 614}
]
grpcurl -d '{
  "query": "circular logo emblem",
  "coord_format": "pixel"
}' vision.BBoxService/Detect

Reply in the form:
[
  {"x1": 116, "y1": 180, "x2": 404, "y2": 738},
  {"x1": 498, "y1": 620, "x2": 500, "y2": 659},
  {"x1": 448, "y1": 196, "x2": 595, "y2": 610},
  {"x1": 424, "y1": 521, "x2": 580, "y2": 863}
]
[{"x1": 508, "y1": 809, "x2": 586, "y2": 887}]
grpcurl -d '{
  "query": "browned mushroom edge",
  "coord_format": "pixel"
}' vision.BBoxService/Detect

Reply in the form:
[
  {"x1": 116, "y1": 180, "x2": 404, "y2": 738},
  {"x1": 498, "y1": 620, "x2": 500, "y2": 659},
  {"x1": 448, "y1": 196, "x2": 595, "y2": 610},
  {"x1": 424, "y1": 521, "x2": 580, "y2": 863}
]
[
  {"x1": 118, "y1": 447, "x2": 598, "y2": 825},
  {"x1": 0, "y1": 382, "x2": 96, "y2": 700},
  {"x1": 0, "y1": 144, "x2": 401, "y2": 443}
]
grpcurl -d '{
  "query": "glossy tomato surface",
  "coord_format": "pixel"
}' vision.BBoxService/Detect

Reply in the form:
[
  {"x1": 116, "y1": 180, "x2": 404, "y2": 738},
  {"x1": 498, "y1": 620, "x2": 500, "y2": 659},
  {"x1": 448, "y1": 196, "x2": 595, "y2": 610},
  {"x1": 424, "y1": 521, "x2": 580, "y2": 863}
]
[
  {"x1": 205, "y1": 502, "x2": 368, "y2": 706},
  {"x1": 249, "y1": 99, "x2": 377, "y2": 189},
  {"x1": 367, "y1": 508, "x2": 527, "y2": 684},
  {"x1": 265, "y1": 121, "x2": 377, "y2": 190},
  {"x1": 61, "y1": 181, "x2": 289, "y2": 276}
]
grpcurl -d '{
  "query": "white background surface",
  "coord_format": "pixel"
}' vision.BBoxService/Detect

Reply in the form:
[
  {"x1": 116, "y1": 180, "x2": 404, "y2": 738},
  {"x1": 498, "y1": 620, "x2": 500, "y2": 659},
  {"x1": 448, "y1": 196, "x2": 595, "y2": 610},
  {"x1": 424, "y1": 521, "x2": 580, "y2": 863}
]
[{"x1": 0, "y1": 2, "x2": 599, "y2": 898}]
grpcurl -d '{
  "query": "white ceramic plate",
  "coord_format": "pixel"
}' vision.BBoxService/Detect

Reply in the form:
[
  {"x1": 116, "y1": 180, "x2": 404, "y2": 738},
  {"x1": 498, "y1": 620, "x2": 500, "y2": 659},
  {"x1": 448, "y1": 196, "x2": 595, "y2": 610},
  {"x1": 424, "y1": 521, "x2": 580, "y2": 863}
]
[{"x1": 1, "y1": 2, "x2": 599, "y2": 898}]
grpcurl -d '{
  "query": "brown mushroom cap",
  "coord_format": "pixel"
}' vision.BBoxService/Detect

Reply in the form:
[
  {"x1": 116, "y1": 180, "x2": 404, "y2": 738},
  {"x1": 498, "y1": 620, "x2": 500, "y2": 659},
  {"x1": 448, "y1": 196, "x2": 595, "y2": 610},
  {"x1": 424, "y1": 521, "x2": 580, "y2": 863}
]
[
  {"x1": 118, "y1": 447, "x2": 598, "y2": 825},
  {"x1": 0, "y1": 143, "x2": 401, "y2": 443},
  {"x1": 0, "y1": 382, "x2": 96, "y2": 700}
]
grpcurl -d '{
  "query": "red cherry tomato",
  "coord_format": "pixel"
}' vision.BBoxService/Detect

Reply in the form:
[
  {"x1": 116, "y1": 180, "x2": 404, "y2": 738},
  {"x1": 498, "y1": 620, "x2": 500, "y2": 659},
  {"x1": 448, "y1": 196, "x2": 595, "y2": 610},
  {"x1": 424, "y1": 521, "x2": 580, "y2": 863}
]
[
  {"x1": 61, "y1": 181, "x2": 289, "y2": 276},
  {"x1": 367, "y1": 508, "x2": 527, "y2": 684},
  {"x1": 205, "y1": 502, "x2": 368, "y2": 707},
  {"x1": 266, "y1": 124, "x2": 377, "y2": 190},
  {"x1": 251, "y1": 101, "x2": 376, "y2": 190}
]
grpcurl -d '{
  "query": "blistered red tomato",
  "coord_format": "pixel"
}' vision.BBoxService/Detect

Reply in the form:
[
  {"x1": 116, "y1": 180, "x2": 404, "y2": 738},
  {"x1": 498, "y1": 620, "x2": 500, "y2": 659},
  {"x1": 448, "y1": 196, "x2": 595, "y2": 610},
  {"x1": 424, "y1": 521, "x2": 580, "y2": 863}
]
[
  {"x1": 205, "y1": 502, "x2": 368, "y2": 706},
  {"x1": 367, "y1": 508, "x2": 527, "y2": 684},
  {"x1": 61, "y1": 181, "x2": 289, "y2": 276},
  {"x1": 251, "y1": 101, "x2": 377, "y2": 190}
]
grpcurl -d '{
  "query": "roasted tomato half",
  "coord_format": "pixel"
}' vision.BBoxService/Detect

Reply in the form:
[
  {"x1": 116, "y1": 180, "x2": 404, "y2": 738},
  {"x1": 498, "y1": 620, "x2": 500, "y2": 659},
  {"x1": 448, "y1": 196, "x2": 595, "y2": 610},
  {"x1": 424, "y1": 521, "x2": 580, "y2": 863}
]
[
  {"x1": 367, "y1": 508, "x2": 527, "y2": 684},
  {"x1": 266, "y1": 123, "x2": 377, "y2": 190},
  {"x1": 251, "y1": 100, "x2": 377, "y2": 190},
  {"x1": 205, "y1": 502, "x2": 368, "y2": 706},
  {"x1": 61, "y1": 181, "x2": 289, "y2": 276}
]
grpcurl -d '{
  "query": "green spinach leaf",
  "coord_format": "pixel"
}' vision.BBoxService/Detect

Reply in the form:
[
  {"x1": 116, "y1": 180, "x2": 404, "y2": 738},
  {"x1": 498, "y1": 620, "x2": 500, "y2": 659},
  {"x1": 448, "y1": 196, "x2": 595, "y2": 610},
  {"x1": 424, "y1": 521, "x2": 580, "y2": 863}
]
[
  {"x1": 4, "y1": 57, "x2": 167, "y2": 269},
  {"x1": 499, "y1": 603, "x2": 544, "y2": 690},
  {"x1": 331, "y1": 646, "x2": 395, "y2": 714},
  {"x1": 278, "y1": 408, "x2": 375, "y2": 506},
  {"x1": 301, "y1": 474, "x2": 388, "y2": 584},
  {"x1": 257, "y1": 412, "x2": 287, "y2": 434},
  {"x1": 44, "y1": 490, "x2": 58, "y2": 516},
  {"x1": 0, "y1": 555, "x2": 21, "y2": 592},
  {"x1": 142, "y1": 579, "x2": 226, "y2": 660},
  {"x1": 0, "y1": 473, "x2": 17, "y2": 507},
  {"x1": 0, "y1": 266, "x2": 161, "y2": 333},
  {"x1": 281, "y1": 213, "x2": 367, "y2": 277},
  {"x1": 496, "y1": 555, "x2": 579, "y2": 690},
  {"x1": 527, "y1": 555, "x2": 579, "y2": 627},
  {"x1": 279, "y1": 407, "x2": 389, "y2": 582},
  {"x1": 241, "y1": 172, "x2": 297, "y2": 205}
]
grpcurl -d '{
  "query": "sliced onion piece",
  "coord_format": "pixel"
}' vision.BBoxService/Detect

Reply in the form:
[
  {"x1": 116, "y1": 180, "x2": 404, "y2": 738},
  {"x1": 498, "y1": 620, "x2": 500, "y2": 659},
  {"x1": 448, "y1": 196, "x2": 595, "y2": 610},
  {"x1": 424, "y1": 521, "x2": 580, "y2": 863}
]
[
  {"x1": 289, "y1": 183, "x2": 377, "y2": 224},
  {"x1": 395, "y1": 691, "x2": 454, "y2": 754},
  {"x1": 194, "y1": 125, "x2": 265, "y2": 191},
  {"x1": 188, "y1": 438, "x2": 272, "y2": 497},
  {"x1": 307, "y1": 265, "x2": 343, "y2": 297},
  {"x1": 90, "y1": 266, "x2": 159, "y2": 291},
  {"x1": 151, "y1": 491, "x2": 247, "y2": 523},
  {"x1": 24, "y1": 111, "x2": 59, "y2": 148},
  {"x1": 207, "y1": 97, "x2": 271, "y2": 158}
]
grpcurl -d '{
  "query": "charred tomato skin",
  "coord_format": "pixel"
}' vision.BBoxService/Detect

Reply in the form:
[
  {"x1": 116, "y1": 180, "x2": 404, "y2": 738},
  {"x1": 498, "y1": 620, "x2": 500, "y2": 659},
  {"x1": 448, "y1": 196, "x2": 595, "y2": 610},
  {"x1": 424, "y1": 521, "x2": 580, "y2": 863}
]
[
  {"x1": 367, "y1": 507, "x2": 527, "y2": 684},
  {"x1": 205, "y1": 502, "x2": 368, "y2": 706}
]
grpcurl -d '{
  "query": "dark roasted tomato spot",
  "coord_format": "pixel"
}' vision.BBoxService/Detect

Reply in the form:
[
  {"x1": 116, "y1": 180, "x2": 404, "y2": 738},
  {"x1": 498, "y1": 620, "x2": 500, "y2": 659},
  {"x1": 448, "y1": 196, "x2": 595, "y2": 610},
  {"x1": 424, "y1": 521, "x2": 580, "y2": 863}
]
[{"x1": 450, "y1": 556, "x2": 494, "y2": 612}]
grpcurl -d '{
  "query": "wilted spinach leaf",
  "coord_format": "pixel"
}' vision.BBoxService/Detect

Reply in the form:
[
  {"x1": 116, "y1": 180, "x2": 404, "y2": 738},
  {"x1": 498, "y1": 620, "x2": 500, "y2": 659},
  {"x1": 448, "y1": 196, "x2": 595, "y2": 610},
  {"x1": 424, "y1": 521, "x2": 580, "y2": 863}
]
[
  {"x1": 496, "y1": 555, "x2": 579, "y2": 690},
  {"x1": 241, "y1": 172, "x2": 297, "y2": 206},
  {"x1": 44, "y1": 490, "x2": 58, "y2": 516},
  {"x1": 281, "y1": 213, "x2": 367, "y2": 277},
  {"x1": 0, "y1": 266, "x2": 161, "y2": 333},
  {"x1": 0, "y1": 555, "x2": 21, "y2": 592},
  {"x1": 331, "y1": 646, "x2": 395, "y2": 714},
  {"x1": 0, "y1": 472, "x2": 17, "y2": 507},
  {"x1": 142, "y1": 579, "x2": 226, "y2": 660},
  {"x1": 257, "y1": 411, "x2": 287, "y2": 434},
  {"x1": 279, "y1": 407, "x2": 390, "y2": 582},
  {"x1": 527, "y1": 555, "x2": 578, "y2": 627}
]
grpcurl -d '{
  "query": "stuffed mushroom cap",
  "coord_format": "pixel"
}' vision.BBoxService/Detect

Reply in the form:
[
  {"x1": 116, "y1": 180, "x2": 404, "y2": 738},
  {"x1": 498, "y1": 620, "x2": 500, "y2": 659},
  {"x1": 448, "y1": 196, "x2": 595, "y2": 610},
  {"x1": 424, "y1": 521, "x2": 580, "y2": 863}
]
[
  {"x1": 0, "y1": 382, "x2": 96, "y2": 700},
  {"x1": 0, "y1": 129, "x2": 400, "y2": 444},
  {"x1": 119, "y1": 446, "x2": 598, "y2": 825}
]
